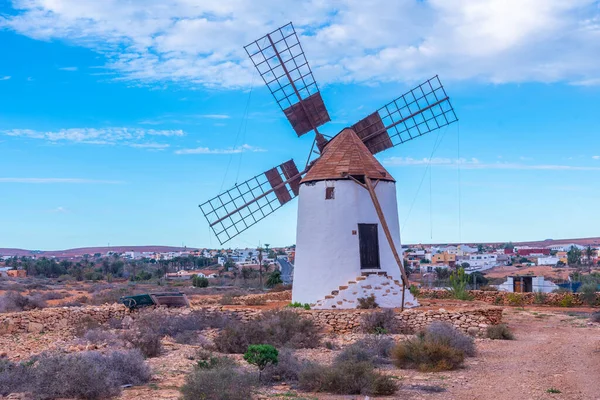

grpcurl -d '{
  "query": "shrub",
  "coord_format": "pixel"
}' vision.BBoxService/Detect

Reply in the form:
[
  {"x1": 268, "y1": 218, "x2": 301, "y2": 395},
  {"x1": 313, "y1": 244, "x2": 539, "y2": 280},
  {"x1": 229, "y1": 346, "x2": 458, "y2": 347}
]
[
  {"x1": 83, "y1": 328, "x2": 123, "y2": 346},
  {"x1": 244, "y1": 344, "x2": 278, "y2": 381},
  {"x1": 486, "y1": 324, "x2": 515, "y2": 340},
  {"x1": 506, "y1": 293, "x2": 524, "y2": 307},
  {"x1": 181, "y1": 366, "x2": 256, "y2": 400},
  {"x1": 579, "y1": 283, "x2": 598, "y2": 306},
  {"x1": 32, "y1": 350, "x2": 150, "y2": 399},
  {"x1": 298, "y1": 361, "x2": 396, "y2": 396},
  {"x1": 448, "y1": 268, "x2": 473, "y2": 300},
  {"x1": 392, "y1": 339, "x2": 465, "y2": 372},
  {"x1": 195, "y1": 353, "x2": 237, "y2": 370},
  {"x1": 124, "y1": 329, "x2": 163, "y2": 357},
  {"x1": 287, "y1": 301, "x2": 310, "y2": 310},
  {"x1": 0, "y1": 291, "x2": 46, "y2": 312},
  {"x1": 336, "y1": 336, "x2": 395, "y2": 366},
  {"x1": 214, "y1": 310, "x2": 320, "y2": 353},
  {"x1": 0, "y1": 359, "x2": 33, "y2": 395},
  {"x1": 261, "y1": 348, "x2": 302, "y2": 383},
  {"x1": 357, "y1": 294, "x2": 378, "y2": 309},
  {"x1": 269, "y1": 283, "x2": 292, "y2": 292},
  {"x1": 219, "y1": 293, "x2": 236, "y2": 305},
  {"x1": 192, "y1": 275, "x2": 209, "y2": 288},
  {"x1": 590, "y1": 312, "x2": 600, "y2": 323},
  {"x1": 534, "y1": 291, "x2": 547, "y2": 305},
  {"x1": 266, "y1": 270, "x2": 283, "y2": 288},
  {"x1": 360, "y1": 309, "x2": 399, "y2": 334},
  {"x1": 559, "y1": 293, "x2": 575, "y2": 307},
  {"x1": 423, "y1": 322, "x2": 476, "y2": 357},
  {"x1": 409, "y1": 285, "x2": 420, "y2": 297},
  {"x1": 478, "y1": 285, "x2": 498, "y2": 292}
]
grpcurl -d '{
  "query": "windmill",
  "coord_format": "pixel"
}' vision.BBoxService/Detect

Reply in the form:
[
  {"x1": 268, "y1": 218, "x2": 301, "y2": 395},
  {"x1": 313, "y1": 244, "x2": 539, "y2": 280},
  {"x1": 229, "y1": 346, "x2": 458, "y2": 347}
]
[{"x1": 200, "y1": 22, "x2": 458, "y2": 309}]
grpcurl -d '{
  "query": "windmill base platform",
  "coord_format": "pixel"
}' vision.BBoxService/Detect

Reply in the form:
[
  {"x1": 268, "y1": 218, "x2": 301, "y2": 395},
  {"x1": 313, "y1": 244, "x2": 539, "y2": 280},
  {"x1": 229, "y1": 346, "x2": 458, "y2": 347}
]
[{"x1": 311, "y1": 271, "x2": 419, "y2": 310}]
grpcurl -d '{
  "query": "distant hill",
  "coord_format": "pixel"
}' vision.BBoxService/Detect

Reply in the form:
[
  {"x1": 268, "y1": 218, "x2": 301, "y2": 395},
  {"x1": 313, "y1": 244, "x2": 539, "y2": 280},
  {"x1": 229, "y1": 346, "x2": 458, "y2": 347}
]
[
  {"x1": 409, "y1": 237, "x2": 600, "y2": 248},
  {"x1": 0, "y1": 246, "x2": 197, "y2": 258}
]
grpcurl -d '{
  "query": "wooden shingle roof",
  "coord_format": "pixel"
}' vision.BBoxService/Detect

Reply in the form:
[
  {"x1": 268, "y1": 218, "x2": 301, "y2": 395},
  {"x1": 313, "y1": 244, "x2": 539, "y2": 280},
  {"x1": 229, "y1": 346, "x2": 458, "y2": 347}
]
[{"x1": 301, "y1": 128, "x2": 395, "y2": 183}]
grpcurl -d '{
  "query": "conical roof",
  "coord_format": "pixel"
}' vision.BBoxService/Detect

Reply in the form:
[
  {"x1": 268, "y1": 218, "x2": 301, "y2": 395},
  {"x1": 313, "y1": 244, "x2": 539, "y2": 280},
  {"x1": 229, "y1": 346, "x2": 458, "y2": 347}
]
[{"x1": 301, "y1": 128, "x2": 395, "y2": 183}]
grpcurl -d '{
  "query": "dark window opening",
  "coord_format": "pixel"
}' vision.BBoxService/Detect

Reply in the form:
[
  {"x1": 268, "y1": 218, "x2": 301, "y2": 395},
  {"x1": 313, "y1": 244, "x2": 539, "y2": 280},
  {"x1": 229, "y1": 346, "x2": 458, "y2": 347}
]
[{"x1": 325, "y1": 187, "x2": 335, "y2": 200}]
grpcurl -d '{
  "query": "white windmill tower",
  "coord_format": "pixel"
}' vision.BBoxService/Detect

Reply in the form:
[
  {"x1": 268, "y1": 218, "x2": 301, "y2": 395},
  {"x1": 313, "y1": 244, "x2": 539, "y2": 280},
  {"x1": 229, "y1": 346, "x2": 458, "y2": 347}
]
[{"x1": 200, "y1": 23, "x2": 458, "y2": 310}]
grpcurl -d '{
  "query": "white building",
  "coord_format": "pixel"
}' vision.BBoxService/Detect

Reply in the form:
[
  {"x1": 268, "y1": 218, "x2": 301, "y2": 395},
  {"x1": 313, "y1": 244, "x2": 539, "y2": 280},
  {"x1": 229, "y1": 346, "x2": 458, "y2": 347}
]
[
  {"x1": 465, "y1": 253, "x2": 498, "y2": 270},
  {"x1": 537, "y1": 256, "x2": 561, "y2": 266},
  {"x1": 292, "y1": 129, "x2": 418, "y2": 309},
  {"x1": 497, "y1": 276, "x2": 558, "y2": 293},
  {"x1": 420, "y1": 264, "x2": 450, "y2": 274}
]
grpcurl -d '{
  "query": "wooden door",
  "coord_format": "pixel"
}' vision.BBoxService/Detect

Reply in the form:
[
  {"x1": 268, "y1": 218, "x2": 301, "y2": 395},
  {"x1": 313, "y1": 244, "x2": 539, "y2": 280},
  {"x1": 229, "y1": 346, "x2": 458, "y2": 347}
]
[
  {"x1": 358, "y1": 223, "x2": 380, "y2": 269},
  {"x1": 513, "y1": 279, "x2": 523, "y2": 293}
]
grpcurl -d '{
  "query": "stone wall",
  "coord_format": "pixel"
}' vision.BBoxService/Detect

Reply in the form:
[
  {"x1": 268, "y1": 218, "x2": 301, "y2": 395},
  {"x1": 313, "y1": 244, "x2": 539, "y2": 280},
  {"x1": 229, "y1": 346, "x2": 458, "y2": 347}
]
[
  {"x1": 419, "y1": 289, "x2": 592, "y2": 307},
  {"x1": 0, "y1": 302, "x2": 502, "y2": 337},
  {"x1": 190, "y1": 290, "x2": 292, "y2": 306}
]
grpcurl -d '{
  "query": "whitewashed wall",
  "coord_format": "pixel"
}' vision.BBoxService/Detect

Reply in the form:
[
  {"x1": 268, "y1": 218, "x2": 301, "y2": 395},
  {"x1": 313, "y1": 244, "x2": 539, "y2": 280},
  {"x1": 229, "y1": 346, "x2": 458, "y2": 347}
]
[{"x1": 292, "y1": 179, "x2": 405, "y2": 305}]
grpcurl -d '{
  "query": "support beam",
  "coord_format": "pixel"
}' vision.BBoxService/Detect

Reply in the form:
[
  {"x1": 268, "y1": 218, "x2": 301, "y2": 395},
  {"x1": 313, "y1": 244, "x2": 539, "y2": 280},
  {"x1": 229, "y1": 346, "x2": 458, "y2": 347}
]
[{"x1": 364, "y1": 176, "x2": 409, "y2": 311}]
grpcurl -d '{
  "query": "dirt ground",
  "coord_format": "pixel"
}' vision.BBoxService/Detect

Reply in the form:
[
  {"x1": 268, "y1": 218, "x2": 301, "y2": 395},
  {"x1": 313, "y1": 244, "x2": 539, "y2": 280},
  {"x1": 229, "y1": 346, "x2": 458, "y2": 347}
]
[
  {"x1": 2, "y1": 303, "x2": 599, "y2": 400},
  {"x1": 484, "y1": 265, "x2": 576, "y2": 281},
  {"x1": 113, "y1": 306, "x2": 600, "y2": 400}
]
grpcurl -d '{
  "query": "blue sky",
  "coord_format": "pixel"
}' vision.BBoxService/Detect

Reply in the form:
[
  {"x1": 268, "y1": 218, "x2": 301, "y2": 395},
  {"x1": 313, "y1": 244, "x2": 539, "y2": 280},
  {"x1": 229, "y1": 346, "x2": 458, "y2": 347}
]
[{"x1": 1, "y1": 0, "x2": 599, "y2": 250}]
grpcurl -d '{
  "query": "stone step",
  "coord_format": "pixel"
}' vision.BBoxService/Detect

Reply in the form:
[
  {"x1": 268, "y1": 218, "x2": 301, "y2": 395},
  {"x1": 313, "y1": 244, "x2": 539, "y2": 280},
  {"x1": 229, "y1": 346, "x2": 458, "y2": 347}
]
[
  {"x1": 331, "y1": 290, "x2": 339, "y2": 296},
  {"x1": 356, "y1": 276, "x2": 366, "y2": 281},
  {"x1": 324, "y1": 295, "x2": 335, "y2": 299},
  {"x1": 338, "y1": 285, "x2": 348, "y2": 290},
  {"x1": 348, "y1": 281, "x2": 356, "y2": 284}
]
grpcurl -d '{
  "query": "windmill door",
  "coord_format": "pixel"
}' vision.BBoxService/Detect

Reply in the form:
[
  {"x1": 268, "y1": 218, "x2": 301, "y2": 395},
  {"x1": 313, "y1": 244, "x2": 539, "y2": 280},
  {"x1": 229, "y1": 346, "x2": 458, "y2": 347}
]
[{"x1": 358, "y1": 224, "x2": 380, "y2": 269}]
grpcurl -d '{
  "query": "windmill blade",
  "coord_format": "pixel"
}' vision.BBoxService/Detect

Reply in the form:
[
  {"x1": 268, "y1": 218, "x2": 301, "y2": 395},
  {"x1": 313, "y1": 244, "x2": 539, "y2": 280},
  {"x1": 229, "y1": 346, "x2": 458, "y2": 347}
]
[
  {"x1": 245, "y1": 22, "x2": 330, "y2": 137},
  {"x1": 199, "y1": 159, "x2": 304, "y2": 245},
  {"x1": 352, "y1": 76, "x2": 458, "y2": 155}
]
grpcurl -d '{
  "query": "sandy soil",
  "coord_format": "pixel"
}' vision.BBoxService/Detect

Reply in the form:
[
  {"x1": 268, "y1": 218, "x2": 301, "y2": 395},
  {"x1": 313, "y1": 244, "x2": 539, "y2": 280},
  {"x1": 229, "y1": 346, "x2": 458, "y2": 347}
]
[{"x1": 2, "y1": 305, "x2": 599, "y2": 400}]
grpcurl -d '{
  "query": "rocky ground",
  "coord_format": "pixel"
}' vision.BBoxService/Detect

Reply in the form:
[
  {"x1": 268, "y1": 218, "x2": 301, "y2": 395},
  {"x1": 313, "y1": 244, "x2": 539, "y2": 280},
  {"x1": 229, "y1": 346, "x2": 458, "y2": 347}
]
[{"x1": 2, "y1": 304, "x2": 599, "y2": 400}]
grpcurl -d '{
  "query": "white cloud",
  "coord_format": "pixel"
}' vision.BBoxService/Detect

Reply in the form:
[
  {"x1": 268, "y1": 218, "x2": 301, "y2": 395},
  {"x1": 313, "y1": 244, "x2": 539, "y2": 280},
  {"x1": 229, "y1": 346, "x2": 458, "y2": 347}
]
[
  {"x1": 198, "y1": 114, "x2": 231, "y2": 119},
  {"x1": 50, "y1": 206, "x2": 68, "y2": 213},
  {"x1": 175, "y1": 144, "x2": 266, "y2": 155},
  {"x1": 1, "y1": 1, "x2": 599, "y2": 88},
  {"x1": 0, "y1": 76, "x2": 11, "y2": 81},
  {"x1": 129, "y1": 143, "x2": 170, "y2": 149},
  {"x1": 383, "y1": 156, "x2": 600, "y2": 171},
  {"x1": 58, "y1": 66, "x2": 78, "y2": 71},
  {"x1": 2, "y1": 127, "x2": 183, "y2": 146},
  {"x1": 0, "y1": 178, "x2": 124, "y2": 184},
  {"x1": 593, "y1": 155, "x2": 600, "y2": 159}
]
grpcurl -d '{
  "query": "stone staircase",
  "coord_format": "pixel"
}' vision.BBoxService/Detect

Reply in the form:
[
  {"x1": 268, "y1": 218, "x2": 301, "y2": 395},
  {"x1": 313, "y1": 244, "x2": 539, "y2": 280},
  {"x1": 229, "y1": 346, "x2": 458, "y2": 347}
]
[{"x1": 312, "y1": 271, "x2": 419, "y2": 309}]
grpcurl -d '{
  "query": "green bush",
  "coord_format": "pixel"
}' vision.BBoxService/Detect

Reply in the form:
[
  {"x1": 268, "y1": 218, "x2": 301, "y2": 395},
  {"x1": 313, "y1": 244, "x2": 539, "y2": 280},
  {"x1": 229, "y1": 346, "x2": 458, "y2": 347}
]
[
  {"x1": 357, "y1": 294, "x2": 379, "y2": 309},
  {"x1": 486, "y1": 324, "x2": 515, "y2": 340},
  {"x1": 266, "y1": 270, "x2": 283, "y2": 288},
  {"x1": 192, "y1": 275, "x2": 209, "y2": 288},
  {"x1": 244, "y1": 344, "x2": 278, "y2": 381},
  {"x1": 559, "y1": 293, "x2": 575, "y2": 307},
  {"x1": 409, "y1": 285, "x2": 420, "y2": 297},
  {"x1": 448, "y1": 268, "x2": 473, "y2": 300},
  {"x1": 287, "y1": 301, "x2": 310, "y2": 310},
  {"x1": 579, "y1": 283, "x2": 598, "y2": 306},
  {"x1": 506, "y1": 293, "x2": 524, "y2": 307}
]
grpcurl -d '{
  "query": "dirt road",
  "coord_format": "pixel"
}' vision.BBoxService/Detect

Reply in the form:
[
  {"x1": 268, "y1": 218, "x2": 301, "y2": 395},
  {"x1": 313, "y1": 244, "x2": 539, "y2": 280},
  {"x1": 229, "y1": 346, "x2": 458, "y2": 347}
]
[{"x1": 392, "y1": 308, "x2": 600, "y2": 400}]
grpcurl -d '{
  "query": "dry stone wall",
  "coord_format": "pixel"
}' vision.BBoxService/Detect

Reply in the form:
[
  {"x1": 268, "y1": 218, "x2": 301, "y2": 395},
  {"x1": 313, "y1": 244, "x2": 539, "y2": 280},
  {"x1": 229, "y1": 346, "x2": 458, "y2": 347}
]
[
  {"x1": 419, "y1": 289, "x2": 592, "y2": 306},
  {"x1": 0, "y1": 302, "x2": 502, "y2": 337}
]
